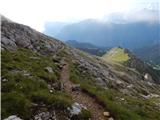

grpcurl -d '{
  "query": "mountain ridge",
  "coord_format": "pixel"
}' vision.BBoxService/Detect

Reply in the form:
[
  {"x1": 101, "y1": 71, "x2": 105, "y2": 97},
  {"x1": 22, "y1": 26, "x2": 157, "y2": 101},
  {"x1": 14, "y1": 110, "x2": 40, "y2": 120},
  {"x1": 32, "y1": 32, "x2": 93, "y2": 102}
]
[
  {"x1": 102, "y1": 47, "x2": 160, "y2": 83},
  {"x1": 66, "y1": 40, "x2": 107, "y2": 56},
  {"x1": 44, "y1": 18, "x2": 160, "y2": 50}
]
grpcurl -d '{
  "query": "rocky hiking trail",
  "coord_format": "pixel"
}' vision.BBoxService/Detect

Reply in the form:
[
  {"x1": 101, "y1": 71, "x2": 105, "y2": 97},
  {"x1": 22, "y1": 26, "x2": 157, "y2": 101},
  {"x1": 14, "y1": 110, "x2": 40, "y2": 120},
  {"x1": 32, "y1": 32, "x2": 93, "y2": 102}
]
[{"x1": 60, "y1": 64, "x2": 112, "y2": 120}]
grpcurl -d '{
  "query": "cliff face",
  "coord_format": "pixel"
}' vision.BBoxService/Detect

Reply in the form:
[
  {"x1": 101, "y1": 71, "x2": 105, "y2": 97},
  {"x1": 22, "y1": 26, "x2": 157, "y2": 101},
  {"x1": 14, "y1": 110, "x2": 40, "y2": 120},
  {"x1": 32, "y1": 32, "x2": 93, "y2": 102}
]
[{"x1": 1, "y1": 16, "x2": 160, "y2": 120}]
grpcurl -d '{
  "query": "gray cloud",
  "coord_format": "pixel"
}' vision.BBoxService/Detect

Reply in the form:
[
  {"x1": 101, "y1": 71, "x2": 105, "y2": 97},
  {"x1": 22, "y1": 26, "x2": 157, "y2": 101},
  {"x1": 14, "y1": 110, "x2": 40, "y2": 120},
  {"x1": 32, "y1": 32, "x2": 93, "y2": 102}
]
[
  {"x1": 127, "y1": 9, "x2": 159, "y2": 23},
  {"x1": 103, "y1": 9, "x2": 159, "y2": 24}
]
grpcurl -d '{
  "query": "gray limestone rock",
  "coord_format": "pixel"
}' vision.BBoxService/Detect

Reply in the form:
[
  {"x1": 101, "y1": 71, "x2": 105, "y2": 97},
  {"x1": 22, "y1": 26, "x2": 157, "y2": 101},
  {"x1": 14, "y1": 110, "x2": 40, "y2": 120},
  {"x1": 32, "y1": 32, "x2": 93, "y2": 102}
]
[
  {"x1": 44, "y1": 67, "x2": 53, "y2": 73},
  {"x1": 4, "y1": 115, "x2": 22, "y2": 120}
]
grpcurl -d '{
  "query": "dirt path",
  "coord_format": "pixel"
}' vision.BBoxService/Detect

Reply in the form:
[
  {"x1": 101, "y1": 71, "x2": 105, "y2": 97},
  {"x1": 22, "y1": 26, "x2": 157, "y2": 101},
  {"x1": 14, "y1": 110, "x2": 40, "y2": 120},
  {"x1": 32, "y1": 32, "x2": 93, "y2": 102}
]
[{"x1": 60, "y1": 64, "x2": 110, "y2": 120}]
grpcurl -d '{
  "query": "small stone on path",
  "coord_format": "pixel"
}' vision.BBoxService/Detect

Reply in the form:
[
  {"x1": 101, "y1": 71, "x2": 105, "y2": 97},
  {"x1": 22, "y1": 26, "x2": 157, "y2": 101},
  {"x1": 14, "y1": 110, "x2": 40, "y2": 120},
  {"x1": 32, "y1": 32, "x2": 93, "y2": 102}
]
[{"x1": 103, "y1": 111, "x2": 110, "y2": 117}]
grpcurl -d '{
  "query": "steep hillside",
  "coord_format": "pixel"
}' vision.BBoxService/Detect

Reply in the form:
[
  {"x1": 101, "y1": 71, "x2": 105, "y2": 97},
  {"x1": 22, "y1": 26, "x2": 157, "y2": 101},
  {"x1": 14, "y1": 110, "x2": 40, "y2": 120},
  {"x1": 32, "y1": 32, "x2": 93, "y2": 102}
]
[
  {"x1": 134, "y1": 44, "x2": 160, "y2": 65},
  {"x1": 1, "y1": 16, "x2": 160, "y2": 120},
  {"x1": 102, "y1": 47, "x2": 160, "y2": 83}
]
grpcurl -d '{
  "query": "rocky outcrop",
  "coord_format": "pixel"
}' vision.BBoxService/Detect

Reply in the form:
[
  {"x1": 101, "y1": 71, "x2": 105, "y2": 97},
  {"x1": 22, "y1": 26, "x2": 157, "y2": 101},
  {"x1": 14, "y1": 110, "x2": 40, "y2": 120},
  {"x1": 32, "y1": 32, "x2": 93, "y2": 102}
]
[{"x1": 1, "y1": 16, "x2": 65, "y2": 55}]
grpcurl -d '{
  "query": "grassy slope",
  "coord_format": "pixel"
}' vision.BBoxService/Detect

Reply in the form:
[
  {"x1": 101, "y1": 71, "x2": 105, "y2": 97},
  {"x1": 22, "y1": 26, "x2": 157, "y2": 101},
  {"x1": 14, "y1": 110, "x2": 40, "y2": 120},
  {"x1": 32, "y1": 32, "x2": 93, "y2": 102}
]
[
  {"x1": 67, "y1": 51, "x2": 160, "y2": 120},
  {"x1": 102, "y1": 48, "x2": 129, "y2": 63},
  {"x1": 1, "y1": 49, "x2": 72, "y2": 119},
  {"x1": 2, "y1": 48, "x2": 160, "y2": 120}
]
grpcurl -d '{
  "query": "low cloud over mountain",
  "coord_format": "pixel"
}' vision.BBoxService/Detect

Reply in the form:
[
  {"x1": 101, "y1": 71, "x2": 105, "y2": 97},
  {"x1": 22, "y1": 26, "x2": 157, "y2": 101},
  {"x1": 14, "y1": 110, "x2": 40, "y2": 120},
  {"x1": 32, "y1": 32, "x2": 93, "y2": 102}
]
[{"x1": 44, "y1": 9, "x2": 160, "y2": 50}]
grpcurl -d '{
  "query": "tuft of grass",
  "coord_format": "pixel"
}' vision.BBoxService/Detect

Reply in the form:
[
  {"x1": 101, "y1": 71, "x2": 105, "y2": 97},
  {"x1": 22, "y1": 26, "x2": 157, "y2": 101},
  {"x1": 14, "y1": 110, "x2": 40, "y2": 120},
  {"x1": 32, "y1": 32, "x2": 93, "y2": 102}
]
[
  {"x1": 79, "y1": 109, "x2": 91, "y2": 120},
  {"x1": 2, "y1": 92, "x2": 32, "y2": 119},
  {"x1": 31, "y1": 90, "x2": 72, "y2": 109},
  {"x1": 71, "y1": 109, "x2": 91, "y2": 120}
]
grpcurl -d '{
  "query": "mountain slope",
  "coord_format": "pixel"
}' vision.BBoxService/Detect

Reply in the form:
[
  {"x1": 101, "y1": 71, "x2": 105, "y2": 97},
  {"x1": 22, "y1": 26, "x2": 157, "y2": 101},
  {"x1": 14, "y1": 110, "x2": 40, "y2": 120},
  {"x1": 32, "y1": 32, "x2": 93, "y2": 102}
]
[
  {"x1": 102, "y1": 47, "x2": 129, "y2": 63},
  {"x1": 102, "y1": 47, "x2": 160, "y2": 83},
  {"x1": 2, "y1": 16, "x2": 160, "y2": 120},
  {"x1": 134, "y1": 44, "x2": 160, "y2": 65}
]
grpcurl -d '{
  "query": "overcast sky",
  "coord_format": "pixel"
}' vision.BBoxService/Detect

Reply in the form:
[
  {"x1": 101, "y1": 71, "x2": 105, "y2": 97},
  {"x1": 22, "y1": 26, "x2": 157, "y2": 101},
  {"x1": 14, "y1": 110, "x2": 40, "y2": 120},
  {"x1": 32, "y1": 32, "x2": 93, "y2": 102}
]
[{"x1": 1, "y1": 0, "x2": 159, "y2": 31}]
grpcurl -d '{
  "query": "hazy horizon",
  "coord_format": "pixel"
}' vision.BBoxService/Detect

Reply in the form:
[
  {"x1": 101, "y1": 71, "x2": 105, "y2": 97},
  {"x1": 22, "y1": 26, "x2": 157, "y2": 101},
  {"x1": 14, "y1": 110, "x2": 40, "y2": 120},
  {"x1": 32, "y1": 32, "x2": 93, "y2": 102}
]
[{"x1": 1, "y1": 0, "x2": 159, "y2": 32}]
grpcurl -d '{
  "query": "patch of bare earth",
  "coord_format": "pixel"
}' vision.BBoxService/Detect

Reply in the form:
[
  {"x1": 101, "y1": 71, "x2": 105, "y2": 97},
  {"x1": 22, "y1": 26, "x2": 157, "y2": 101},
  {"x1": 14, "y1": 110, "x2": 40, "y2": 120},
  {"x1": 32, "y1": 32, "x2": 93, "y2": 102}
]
[{"x1": 60, "y1": 64, "x2": 111, "y2": 120}]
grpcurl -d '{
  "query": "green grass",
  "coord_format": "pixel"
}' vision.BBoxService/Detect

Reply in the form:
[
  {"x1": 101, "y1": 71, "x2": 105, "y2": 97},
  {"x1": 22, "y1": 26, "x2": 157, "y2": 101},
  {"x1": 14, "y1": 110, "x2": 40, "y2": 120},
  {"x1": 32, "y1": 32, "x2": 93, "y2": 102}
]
[
  {"x1": 79, "y1": 109, "x2": 91, "y2": 120},
  {"x1": 102, "y1": 47, "x2": 130, "y2": 63},
  {"x1": 31, "y1": 90, "x2": 72, "y2": 109},
  {"x1": 8, "y1": 48, "x2": 157, "y2": 120},
  {"x1": 80, "y1": 84, "x2": 141, "y2": 120},
  {"x1": 2, "y1": 49, "x2": 60, "y2": 82},
  {"x1": 69, "y1": 62, "x2": 160, "y2": 120},
  {"x1": 2, "y1": 92, "x2": 32, "y2": 119},
  {"x1": 1, "y1": 49, "x2": 72, "y2": 119},
  {"x1": 81, "y1": 84, "x2": 160, "y2": 120},
  {"x1": 71, "y1": 109, "x2": 91, "y2": 120}
]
